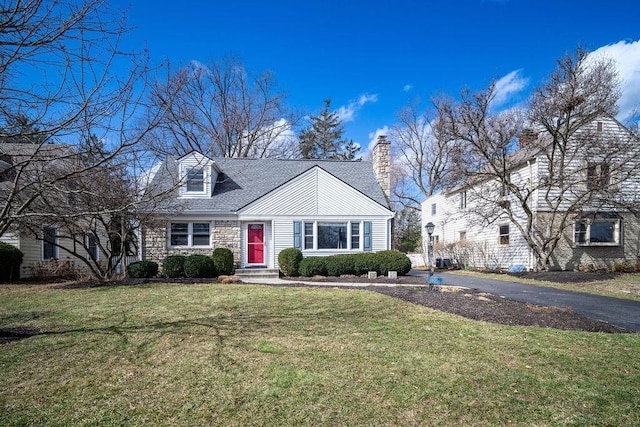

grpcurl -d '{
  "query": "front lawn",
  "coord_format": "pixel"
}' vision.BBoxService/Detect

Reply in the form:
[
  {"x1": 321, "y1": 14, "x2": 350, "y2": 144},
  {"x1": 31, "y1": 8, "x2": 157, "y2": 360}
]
[{"x1": 1, "y1": 282, "x2": 639, "y2": 426}]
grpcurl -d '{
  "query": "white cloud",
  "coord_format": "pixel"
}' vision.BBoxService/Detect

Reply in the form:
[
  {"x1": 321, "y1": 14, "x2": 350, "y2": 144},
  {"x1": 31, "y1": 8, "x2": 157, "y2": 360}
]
[
  {"x1": 403, "y1": 84, "x2": 413, "y2": 92},
  {"x1": 490, "y1": 69, "x2": 529, "y2": 109},
  {"x1": 587, "y1": 39, "x2": 640, "y2": 120},
  {"x1": 336, "y1": 93, "x2": 378, "y2": 122}
]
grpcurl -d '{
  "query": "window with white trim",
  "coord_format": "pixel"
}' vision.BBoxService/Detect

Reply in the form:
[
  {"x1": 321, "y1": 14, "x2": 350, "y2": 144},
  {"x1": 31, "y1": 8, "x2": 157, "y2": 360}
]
[
  {"x1": 460, "y1": 191, "x2": 467, "y2": 209},
  {"x1": 498, "y1": 224, "x2": 509, "y2": 245},
  {"x1": 87, "y1": 233, "x2": 99, "y2": 260},
  {"x1": 299, "y1": 221, "x2": 364, "y2": 251},
  {"x1": 169, "y1": 222, "x2": 211, "y2": 247},
  {"x1": 318, "y1": 222, "x2": 347, "y2": 249},
  {"x1": 186, "y1": 167, "x2": 204, "y2": 192},
  {"x1": 43, "y1": 227, "x2": 58, "y2": 260},
  {"x1": 574, "y1": 218, "x2": 620, "y2": 246},
  {"x1": 587, "y1": 162, "x2": 610, "y2": 191},
  {"x1": 431, "y1": 203, "x2": 436, "y2": 216},
  {"x1": 351, "y1": 223, "x2": 360, "y2": 249}
]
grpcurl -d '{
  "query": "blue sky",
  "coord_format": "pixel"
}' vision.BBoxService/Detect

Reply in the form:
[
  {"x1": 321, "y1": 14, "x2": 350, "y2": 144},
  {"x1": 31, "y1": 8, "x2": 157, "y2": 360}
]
[{"x1": 116, "y1": 0, "x2": 640, "y2": 152}]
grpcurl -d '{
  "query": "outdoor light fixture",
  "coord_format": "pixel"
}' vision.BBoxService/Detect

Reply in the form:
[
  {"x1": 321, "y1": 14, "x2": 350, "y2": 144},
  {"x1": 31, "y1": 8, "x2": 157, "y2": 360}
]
[
  {"x1": 425, "y1": 222, "x2": 435, "y2": 281},
  {"x1": 425, "y1": 222, "x2": 435, "y2": 236}
]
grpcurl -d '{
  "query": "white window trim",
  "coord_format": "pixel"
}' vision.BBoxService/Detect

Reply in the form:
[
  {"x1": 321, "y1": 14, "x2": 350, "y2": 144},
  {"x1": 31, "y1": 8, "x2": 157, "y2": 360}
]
[
  {"x1": 179, "y1": 163, "x2": 210, "y2": 198},
  {"x1": 86, "y1": 234, "x2": 99, "y2": 261},
  {"x1": 498, "y1": 224, "x2": 510, "y2": 246},
  {"x1": 301, "y1": 220, "x2": 363, "y2": 251},
  {"x1": 574, "y1": 219, "x2": 621, "y2": 247},
  {"x1": 42, "y1": 227, "x2": 59, "y2": 260},
  {"x1": 168, "y1": 222, "x2": 212, "y2": 248}
]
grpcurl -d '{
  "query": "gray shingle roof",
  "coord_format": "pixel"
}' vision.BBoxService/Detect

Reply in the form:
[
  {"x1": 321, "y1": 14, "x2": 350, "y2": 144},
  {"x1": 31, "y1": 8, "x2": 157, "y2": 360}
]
[{"x1": 150, "y1": 156, "x2": 389, "y2": 213}]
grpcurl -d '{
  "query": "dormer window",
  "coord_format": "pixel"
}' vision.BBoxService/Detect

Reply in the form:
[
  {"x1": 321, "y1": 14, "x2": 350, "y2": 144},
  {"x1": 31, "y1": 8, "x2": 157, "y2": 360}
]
[
  {"x1": 186, "y1": 167, "x2": 204, "y2": 192},
  {"x1": 177, "y1": 151, "x2": 220, "y2": 198}
]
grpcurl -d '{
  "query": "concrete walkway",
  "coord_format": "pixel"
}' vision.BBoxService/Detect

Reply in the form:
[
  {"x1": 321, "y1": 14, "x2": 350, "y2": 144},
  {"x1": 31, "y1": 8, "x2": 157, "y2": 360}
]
[{"x1": 245, "y1": 272, "x2": 640, "y2": 331}]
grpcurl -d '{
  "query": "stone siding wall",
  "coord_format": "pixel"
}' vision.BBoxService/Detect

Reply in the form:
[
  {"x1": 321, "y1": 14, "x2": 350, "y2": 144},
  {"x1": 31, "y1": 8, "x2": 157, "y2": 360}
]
[
  {"x1": 142, "y1": 220, "x2": 242, "y2": 267},
  {"x1": 538, "y1": 212, "x2": 640, "y2": 271},
  {"x1": 213, "y1": 220, "x2": 241, "y2": 266},
  {"x1": 372, "y1": 136, "x2": 391, "y2": 204}
]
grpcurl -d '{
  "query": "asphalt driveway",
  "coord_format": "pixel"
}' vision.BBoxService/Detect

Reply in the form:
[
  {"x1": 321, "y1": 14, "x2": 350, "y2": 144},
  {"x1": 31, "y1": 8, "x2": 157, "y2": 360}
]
[{"x1": 409, "y1": 270, "x2": 640, "y2": 332}]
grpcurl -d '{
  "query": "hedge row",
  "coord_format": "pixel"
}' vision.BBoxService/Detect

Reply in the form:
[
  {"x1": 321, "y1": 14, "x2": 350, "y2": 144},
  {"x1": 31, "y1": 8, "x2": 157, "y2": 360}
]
[
  {"x1": 127, "y1": 247, "x2": 236, "y2": 279},
  {"x1": 279, "y1": 249, "x2": 411, "y2": 277},
  {"x1": 0, "y1": 242, "x2": 23, "y2": 281}
]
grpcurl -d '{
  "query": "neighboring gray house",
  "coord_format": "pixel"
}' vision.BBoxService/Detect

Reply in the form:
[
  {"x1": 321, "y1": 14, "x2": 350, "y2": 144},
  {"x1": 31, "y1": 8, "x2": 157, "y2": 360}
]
[
  {"x1": 142, "y1": 137, "x2": 394, "y2": 272},
  {"x1": 0, "y1": 143, "x2": 108, "y2": 278}
]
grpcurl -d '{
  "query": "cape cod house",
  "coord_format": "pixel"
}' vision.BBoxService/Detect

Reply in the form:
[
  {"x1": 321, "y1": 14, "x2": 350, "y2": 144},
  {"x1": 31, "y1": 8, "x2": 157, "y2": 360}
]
[
  {"x1": 422, "y1": 116, "x2": 640, "y2": 271},
  {"x1": 141, "y1": 137, "x2": 394, "y2": 273}
]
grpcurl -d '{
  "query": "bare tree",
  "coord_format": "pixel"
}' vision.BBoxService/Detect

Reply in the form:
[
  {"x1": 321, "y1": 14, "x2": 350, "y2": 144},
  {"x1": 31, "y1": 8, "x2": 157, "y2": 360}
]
[
  {"x1": 147, "y1": 56, "x2": 300, "y2": 159},
  {"x1": 0, "y1": 1, "x2": 180, "y2": 278},
  {"x1": 437, "y1": 49, "x2": 640, "y2": 270},
  {"x1": 389, "y1": 97, "x2": 463, "y2": 209}
]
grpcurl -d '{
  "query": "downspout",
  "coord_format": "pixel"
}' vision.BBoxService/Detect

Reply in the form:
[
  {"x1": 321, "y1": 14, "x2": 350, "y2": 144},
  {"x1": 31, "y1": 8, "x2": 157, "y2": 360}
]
[{"x1": 528, "y1": 159, "x2": 535, "y2": 271}]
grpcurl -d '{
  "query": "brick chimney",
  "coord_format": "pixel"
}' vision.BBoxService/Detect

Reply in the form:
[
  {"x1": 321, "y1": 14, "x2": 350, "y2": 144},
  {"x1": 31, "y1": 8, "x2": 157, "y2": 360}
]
[
  {"x1": 372, "y1": 135, "x2": 391, "y2": 204},
  {"x1": 519, "y1": 129, "x2": 538, "y2": 149}
]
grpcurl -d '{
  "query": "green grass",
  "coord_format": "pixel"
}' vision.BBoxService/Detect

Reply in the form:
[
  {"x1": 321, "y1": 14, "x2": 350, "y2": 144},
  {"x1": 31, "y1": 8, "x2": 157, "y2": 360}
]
[
  {"x1": 1, "y1": 282, "x2": 639, "y2": 426},
  {"x1": 451, "y1": 270, "x2": 640, "y2": 301}
]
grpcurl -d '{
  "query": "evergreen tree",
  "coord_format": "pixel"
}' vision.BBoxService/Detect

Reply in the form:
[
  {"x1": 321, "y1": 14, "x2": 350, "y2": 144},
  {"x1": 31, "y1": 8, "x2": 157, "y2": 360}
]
[{"x1": 299, "y1": 99, "x2": 360, "y2": 160}]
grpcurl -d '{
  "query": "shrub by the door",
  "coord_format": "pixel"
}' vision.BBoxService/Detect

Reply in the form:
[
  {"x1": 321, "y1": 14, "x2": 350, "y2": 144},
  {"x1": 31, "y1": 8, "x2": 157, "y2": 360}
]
[
  {"x1": 212, "y1": 248, "x2": 234, "y2": 275},
  {"x1": 278, "y1": 248, "x2": 303, "y2": 277}
]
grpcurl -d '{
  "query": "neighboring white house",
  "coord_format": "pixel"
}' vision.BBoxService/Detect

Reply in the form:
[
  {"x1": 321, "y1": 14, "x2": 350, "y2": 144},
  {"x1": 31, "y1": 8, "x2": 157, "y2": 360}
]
[
  {"x1": 422, "y1": 116, "x2": 640, "y2": 271},
  {"x1": 141, "y1": 137, "x2": 395, "y2": 271}
]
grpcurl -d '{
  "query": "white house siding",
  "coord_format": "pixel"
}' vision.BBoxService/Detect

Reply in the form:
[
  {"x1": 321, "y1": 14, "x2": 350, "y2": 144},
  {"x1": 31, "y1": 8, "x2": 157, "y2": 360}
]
[
  {"x1": 241, "y1": 167, "x2": 392, "y2": 217},
  {"x1": 240, "y1": 166, "x2": 394, "y2": 269},
  {"x1": 423, "y1": 116, "x2": 640, "y2": 271},
  {"x1": 423, "y1": 168, "x2": 535, "y2": 270}
]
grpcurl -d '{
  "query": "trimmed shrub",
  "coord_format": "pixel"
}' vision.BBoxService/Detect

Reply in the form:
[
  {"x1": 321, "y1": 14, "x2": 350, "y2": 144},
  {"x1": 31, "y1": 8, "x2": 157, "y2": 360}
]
[
  {"x1": 278, "y1": 248, "x2": 303, "y2": 277},
  {"x1": 353, "y1": 252, "x2": 379, "y2": 275},
  {"x1": 374, "y1": 250, "x2": 412, "y2": 276},
  {"x1": 212, "y1": 248, "x2": 235, "y2": 275},
  {"x1": 0, "y1": 242, "x2": 23, "y2": 281},
  {"x1": 127, "y1": 260, "x2": 159, "y2": 278},
  {"x1": 298, "y1": 256, "x2": 328, "y2": 277},
  {"x1": 162, "y1": 255, "x2": 186, "y2": 278},
  {"x1": 325, "y1": 254, "x2": 357, "y2": 276},
  {"x1": 184, "y1": 254, "x2": 216, "y2": 278}
]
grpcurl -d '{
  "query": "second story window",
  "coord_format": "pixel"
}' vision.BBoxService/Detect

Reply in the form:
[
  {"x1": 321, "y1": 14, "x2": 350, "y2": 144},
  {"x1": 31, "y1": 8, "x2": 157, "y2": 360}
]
[
  {"x1": 186, "y1": 167, "x2": 204, "y2": 192},
  {"x1": 460, "y1": 191, "x2": 467, "y2": 209},
  {"x1": 587, "y1": 162, "x2": 610, "y2": 191},
  {"x1": 431, "y1": 203, "x2": 436, "y2": 216}
]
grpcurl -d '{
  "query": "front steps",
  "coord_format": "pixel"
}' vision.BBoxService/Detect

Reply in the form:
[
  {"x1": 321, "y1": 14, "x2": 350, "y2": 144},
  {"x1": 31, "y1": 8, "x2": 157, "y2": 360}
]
[{"x1": 235, "y1": 268, "x2": 280, "y2": 280}]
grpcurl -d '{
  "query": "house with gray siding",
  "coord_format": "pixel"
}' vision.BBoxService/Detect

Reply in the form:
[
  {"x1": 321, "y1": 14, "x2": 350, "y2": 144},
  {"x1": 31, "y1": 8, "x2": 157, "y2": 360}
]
[{"x1": 141, "y1": 137, "x2": 394, "y2": 272}]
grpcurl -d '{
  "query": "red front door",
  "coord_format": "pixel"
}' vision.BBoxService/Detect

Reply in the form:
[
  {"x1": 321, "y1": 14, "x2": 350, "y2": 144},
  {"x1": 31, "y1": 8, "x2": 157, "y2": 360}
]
[{"x1": 247, "y1": 224, "x2": 265, "y2": 264}]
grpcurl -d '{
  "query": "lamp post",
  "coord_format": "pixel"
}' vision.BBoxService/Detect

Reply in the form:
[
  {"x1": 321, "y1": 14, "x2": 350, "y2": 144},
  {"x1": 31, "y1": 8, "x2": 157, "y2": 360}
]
[{"x1": 425, "y1": 222, "x2": 435, "y2": 281}]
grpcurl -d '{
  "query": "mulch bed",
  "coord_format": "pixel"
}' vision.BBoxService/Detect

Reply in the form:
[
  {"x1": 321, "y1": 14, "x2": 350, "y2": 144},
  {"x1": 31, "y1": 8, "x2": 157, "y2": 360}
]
[{"x1": 278, "y1": 272, "x2": 633, "y2": 333}]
